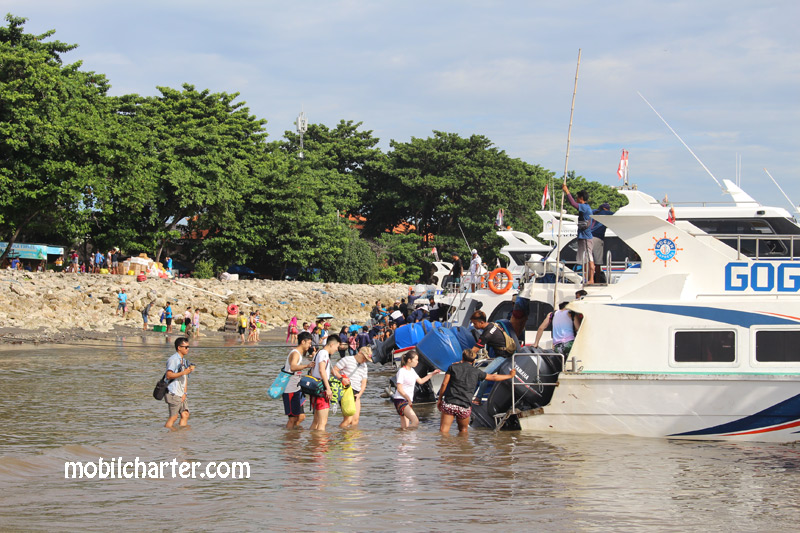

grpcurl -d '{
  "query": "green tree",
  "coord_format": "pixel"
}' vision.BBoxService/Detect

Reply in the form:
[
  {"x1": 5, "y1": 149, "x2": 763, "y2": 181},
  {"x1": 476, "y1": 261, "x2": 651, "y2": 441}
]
[
  {"x1": 322, "y1": 228, "x2": 379, "y2": 283},
  {"x1": 362, "y1": 131, "x2": 553, "y2": 270},
  {"x1": 0, "y1": 15, "x2": 111, "y2": 260},
  {"x1": 91, "y1": 84, "x2": 268, "y2": 262},
  {"x1": 373, "y1": 232, "x2": 426, "y2": 284}
]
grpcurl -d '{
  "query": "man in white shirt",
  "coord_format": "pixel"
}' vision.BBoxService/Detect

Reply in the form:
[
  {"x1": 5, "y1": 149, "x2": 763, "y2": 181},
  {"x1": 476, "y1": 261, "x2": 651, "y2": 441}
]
[
  {"x1": 469, "y1": 249, "x2": 482, "y2": 292},
  {"x1": 310, "y1": 334, "x2": 340, "y2": 431}
]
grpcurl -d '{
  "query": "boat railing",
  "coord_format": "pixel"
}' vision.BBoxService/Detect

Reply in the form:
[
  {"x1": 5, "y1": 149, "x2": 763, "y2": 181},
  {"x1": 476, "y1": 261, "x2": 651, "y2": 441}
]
[
  {"x1": 697, "y1": 233, "x2": 800, "y2": 260},
  {"x1": 491, "y1": 350, "x2": 571, "y2": 430}
]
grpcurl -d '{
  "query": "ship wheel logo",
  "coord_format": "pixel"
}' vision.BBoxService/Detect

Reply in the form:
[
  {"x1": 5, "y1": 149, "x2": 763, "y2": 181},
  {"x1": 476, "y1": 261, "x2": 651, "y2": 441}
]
[{"x1": 648, "y1": 232, "x2": 682, "y2": 266}]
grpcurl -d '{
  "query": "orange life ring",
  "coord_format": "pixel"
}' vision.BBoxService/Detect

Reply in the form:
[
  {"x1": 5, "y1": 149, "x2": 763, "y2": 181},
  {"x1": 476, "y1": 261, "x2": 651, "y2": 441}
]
[
  {"x1": 227, "y1": 304, "x2": 239, "y2": 316},
  {"x1": 488, "y1": 268, "x2": 513, "y2": 294}
]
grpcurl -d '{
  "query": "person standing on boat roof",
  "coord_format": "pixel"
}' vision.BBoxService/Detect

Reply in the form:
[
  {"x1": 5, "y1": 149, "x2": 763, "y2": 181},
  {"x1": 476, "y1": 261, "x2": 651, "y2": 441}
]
[
  {"x1": 562, "y1": 183, "x2": 594, "y2": 285},
  {"x1": 469, "y1": 249, "x2": 482, "y2": 292},
  {"x1": 591, "y1": 202, "x2": 614, "y2": 283},
  {"x1": 532, "y1": 302, "x2": 580, "y2": 355}
]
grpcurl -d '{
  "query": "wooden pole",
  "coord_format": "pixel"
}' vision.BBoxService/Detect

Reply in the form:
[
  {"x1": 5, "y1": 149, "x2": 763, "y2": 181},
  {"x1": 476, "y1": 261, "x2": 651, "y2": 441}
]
[{"x1": 553, "y1": 49, "x2": 582, "y2": 308}]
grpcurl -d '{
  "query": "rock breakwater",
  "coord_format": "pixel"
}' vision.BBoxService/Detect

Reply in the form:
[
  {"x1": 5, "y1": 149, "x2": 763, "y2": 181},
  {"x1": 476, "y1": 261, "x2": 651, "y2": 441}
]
[{"x1": 0, "y1": 271, "x2": 408, "y2": 342}]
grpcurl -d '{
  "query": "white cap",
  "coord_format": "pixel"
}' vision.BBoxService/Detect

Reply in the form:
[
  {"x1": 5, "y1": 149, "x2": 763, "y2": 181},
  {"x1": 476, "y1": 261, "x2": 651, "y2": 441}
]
[{"x1": 471, "y1": 249, "x2": 477, "y2": 254}]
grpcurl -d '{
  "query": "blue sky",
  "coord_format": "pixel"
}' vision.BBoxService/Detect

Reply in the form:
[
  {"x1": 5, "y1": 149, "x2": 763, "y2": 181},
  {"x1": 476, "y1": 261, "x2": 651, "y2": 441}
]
[{"x1": 7, "y1": 1, "x2": 799, "y2": 209}]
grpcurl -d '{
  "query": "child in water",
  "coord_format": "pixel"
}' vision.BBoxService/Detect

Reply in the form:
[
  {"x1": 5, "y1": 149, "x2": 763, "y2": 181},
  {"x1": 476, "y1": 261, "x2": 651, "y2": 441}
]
[
  {"x1": 437, "y1": 349, "x2": 516, "y2": 435},
  {"x1": 392, "y1": 349, "x2": 440, "y2": 429}
]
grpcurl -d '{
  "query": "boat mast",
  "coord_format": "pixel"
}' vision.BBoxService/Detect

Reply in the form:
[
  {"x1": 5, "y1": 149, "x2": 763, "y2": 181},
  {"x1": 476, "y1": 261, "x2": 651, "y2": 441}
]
[{"x1": 553, "y1": 49, "x2": 582, "y2": 308}]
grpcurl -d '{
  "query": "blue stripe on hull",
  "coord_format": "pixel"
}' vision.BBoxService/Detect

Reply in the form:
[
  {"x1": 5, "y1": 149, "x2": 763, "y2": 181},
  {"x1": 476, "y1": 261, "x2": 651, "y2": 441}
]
[
  {"x1": 609, "y1": 304, "x2": 798, "y2": 328},
  {"x1": 670, "y1": 393, "x2": 800, "y2": 436}
]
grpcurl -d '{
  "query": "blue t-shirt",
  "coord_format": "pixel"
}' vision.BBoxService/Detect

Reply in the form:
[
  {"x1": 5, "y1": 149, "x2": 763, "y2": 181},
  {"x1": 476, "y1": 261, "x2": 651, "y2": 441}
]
[
  {"x1": 167, "y1": 258, "x2": 173, "y2": 270},
  {"x1": 95, "y1": 252, "x2": 103, "y2": 265},
  {"x1": 576, "y1": 203, "x2": 593, "y2": 240},
  {"x1": 166, "y1": 352, "x2": 187, "y2": 396},
  {"x1": 118, "y1": 293, "x2": 128, "y2": 304},
  {"x1": 165, "y1": 305, "x2": 173, "y2": 319}
]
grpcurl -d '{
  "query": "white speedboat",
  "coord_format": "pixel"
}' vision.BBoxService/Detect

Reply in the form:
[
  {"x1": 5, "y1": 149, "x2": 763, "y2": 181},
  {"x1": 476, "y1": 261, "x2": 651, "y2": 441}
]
[{"x1": 502, "y1": 206, "x2": 800, "y2": 442}]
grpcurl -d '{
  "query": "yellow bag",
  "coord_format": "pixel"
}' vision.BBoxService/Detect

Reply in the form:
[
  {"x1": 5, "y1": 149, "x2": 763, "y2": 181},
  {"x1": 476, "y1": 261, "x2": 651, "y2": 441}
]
[{"x1": 340, "y1": 386, "x2": 356, "y2": 417}]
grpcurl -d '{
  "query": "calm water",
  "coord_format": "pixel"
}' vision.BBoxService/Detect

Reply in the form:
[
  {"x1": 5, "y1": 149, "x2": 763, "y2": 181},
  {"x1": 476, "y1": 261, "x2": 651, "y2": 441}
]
[{"x1": 1, "y1": 337, "x2": 799, "y2": 531}]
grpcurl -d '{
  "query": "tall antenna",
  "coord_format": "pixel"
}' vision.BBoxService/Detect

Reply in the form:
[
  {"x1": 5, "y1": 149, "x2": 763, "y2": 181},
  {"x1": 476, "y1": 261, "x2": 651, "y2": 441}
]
[
  {"x1": 296, "y1": 108, "x2": 308, "y2": 159},
  {"x1": 764, "y1": 168, "x2": 800, "y2": 215},
  {"x1": 637, "y1": 92, "x2": 723, "y2": 191}
]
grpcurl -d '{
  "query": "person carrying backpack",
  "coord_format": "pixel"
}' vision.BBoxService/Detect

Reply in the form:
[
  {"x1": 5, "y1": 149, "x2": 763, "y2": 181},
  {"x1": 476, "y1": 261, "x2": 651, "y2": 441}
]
[{"x1": 468, "y1": 310, "x2": 516, "y2": 358}]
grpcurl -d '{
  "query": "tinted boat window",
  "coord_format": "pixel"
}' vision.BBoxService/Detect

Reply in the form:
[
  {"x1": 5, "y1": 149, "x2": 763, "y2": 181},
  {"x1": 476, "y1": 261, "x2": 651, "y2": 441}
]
[
  {"x1": 755, "y1": 330, "x2": 800, "y2": 362},
  {"x1": 674, "y1": 331, "x2": 735, "y2": 362},
  {"x1": 488, "y1": 301, "x2": 514, "y2": 323},
  {"x1": 487, "y1": 300, "x2": 554, "y2": 331},
  {"x1": 686, "y1": 218, "x2": 794, "y2": 257}
]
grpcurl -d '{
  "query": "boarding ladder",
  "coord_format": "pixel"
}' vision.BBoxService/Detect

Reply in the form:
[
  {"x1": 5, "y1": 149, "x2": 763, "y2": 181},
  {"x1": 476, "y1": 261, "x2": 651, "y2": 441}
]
[{"x1": 490, "y1": 351, "x2": 582, "y2": 431}]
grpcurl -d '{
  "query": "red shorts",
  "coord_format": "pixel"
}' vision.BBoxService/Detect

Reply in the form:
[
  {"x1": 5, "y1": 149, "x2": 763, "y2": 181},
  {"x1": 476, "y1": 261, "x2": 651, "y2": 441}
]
[
  {"x1": 438, "y1": 400, "x2": 472, "y2": 420},
  {"x1": 312, "y1": 394, "x2": 331, "y2": 411}
]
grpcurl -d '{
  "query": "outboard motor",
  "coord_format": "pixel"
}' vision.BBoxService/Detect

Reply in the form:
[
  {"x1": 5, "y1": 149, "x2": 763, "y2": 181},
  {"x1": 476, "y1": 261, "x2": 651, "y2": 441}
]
[{"x1": 471, "y1": 353, "x2": 562, "y2": 429}]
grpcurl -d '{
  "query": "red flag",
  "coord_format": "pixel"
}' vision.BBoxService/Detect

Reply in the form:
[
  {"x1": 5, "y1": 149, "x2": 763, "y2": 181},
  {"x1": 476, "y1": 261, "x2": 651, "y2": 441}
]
[
  {"x1": 541, "y1": 184, "x2": 550, "y2": 209},
  {"x1": 617, "y1": 149, "x2": 629, "y2": 180}
]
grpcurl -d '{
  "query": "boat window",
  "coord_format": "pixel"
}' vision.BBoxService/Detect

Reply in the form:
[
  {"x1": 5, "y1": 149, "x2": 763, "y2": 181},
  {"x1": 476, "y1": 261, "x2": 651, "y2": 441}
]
[
  {"x1": 508, "y1": 251, "x2": 533, "y2": 265},
  {"x1": 527, "y1": 300, "x2": 554, "y2": 330},
  {"x1": 674, "y1": 331, "x2": 735, "y2": 363},
  {"x1": 488, "y1": 301, "x2": 514, "y2": 323},
  {"x1": 599, "y1": 237, "x2": 641, "y2": 263},
  {"x1": 755, "y1": 330, "x2": 800, "y2": 362},
  {"x1": 560, "y1": 237, "x2": 640, "y2": 267}
]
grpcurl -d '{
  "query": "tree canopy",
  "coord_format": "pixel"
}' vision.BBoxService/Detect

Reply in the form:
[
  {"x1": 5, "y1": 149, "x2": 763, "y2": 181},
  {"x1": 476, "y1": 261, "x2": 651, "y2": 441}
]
[{"x1": 0, "y1": 15, "x2": 627, "y2": 282}]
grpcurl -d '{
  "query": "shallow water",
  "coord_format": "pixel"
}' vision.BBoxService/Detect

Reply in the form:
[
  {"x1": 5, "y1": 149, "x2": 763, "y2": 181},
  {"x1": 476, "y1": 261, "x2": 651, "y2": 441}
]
[{"x1": 1, "y1": 336, "x2": 799, "y2": 531}]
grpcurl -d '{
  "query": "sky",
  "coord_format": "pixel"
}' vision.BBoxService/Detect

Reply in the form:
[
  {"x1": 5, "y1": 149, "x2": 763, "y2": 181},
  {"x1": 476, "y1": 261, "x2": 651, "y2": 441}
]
[{"x1": 7, "y1": 1, "x2": 800, "y2": 210}]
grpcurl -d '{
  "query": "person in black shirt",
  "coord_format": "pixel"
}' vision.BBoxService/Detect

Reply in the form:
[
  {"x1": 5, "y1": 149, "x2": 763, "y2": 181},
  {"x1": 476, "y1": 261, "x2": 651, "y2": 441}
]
[
  {"x1": 437, "y1": 349, "x2": 515, "y2": 434},
  {"x1": 399, "y1": 298, "x2": 408, "y2": 318},
  {"x1": 469, "y1": 310, "x2": 512, "y2": 357},
  {"x1": 449, "y1": 254, "x2": 463, "y2": 291}
]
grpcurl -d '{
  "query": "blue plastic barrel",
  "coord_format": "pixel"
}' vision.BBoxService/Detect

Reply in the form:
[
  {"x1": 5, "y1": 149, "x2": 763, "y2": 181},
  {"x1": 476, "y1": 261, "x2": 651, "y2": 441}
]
[{"x1": 415, "y1": 326, "x2": 462, "y2": 371}]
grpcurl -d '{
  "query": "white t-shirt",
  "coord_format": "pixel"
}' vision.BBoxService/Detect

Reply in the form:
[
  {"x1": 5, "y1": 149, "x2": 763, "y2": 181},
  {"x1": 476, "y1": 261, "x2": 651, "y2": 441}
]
[
  {"x1": 469, "y1": 255, "x2": 482, "y2": 274},
  {"x1": 335, "y1": 356, "x2": 368, "y2": 392},
  {"x1": 392, "y1": 367, "x2": 418, "y2": 401},
  {"x1": 311, "y1": 349, "x2": 331, "y2": 381},
  {"x1": 552, "y1": 309, "x2": 576, "y2": 345}
]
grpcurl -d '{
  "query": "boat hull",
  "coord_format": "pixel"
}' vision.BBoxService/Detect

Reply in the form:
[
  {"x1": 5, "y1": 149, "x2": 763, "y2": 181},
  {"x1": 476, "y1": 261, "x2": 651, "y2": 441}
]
[{"x1": 518, "y1": 372, "x2": 800, "y2": 442}]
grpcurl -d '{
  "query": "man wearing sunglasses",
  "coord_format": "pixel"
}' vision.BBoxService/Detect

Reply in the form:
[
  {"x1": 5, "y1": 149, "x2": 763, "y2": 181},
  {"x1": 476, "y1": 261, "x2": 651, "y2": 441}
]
[{"x1": 165, "y1": 337, "x2": 195, "y2": 429}]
